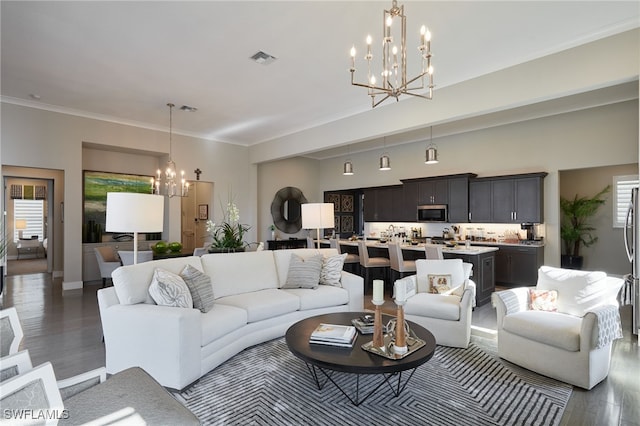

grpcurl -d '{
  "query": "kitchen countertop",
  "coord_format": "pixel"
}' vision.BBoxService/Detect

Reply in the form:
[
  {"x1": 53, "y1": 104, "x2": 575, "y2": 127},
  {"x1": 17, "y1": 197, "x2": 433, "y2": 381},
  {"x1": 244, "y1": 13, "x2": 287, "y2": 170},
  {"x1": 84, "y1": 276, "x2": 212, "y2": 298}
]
[{"x1": 335, "y1": 240, "x2": 499, "y2": 255}]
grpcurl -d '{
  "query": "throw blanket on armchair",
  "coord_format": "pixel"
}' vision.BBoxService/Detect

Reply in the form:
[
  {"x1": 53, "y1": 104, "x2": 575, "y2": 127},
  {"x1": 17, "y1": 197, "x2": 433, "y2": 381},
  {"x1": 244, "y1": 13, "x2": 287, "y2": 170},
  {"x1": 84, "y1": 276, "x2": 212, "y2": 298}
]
[{"x1": 592, "y1": 304, "x2": 623, "y2": 349}]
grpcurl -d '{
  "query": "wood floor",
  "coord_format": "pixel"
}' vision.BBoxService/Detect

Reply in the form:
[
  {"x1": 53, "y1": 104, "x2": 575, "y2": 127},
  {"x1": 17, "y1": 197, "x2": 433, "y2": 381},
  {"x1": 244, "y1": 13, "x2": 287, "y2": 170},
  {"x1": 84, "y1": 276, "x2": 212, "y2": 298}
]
[{"x1": 1, "y1": 271, "x2": 638, "y2": 426}]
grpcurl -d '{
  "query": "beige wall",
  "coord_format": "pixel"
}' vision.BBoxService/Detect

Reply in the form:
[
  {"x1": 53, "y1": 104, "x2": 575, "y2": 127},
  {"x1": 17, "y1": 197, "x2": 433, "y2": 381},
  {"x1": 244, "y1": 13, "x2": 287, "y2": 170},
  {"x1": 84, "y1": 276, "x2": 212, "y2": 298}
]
[
  {"x1": 1, "y1": 103, "x2": 253, "y2": 289},
  {"x1": 560, "y1": 164, "x2": 638, "y2": 274},
  {"x1": 258, "y1": 100, "x2": 639, "y2": 274}
]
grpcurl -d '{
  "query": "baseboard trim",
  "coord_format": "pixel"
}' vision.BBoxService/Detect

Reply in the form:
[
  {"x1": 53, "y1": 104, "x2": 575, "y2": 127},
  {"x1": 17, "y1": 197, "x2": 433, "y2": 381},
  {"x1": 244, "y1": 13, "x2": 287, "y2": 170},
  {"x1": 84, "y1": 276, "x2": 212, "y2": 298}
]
[{"x1": 62, "y1": 280, "x2": 83, "y2": 291}]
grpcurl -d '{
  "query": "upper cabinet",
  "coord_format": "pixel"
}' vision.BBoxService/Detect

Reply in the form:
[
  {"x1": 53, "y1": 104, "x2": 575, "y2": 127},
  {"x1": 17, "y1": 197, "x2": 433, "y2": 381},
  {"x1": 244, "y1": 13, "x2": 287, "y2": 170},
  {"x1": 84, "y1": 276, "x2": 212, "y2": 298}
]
[
  {"x1": 470, "y1": 173, "x2": 547, "y2": 223},
  {"x1": 363, "y1": 185, "x2": 403, "y2": 222},
  {"x1": 403, "y1": 174, "x2": 476, "y2": 223}
]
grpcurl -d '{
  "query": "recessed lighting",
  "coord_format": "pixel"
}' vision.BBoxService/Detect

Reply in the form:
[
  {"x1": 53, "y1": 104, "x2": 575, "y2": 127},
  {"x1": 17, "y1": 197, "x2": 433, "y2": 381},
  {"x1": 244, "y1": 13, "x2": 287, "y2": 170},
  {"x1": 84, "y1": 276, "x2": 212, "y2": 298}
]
[
  {"x1": 29, "y1": 94, "x2": 41, "y2": 100},
  {"x1": 180, "y1": 105, "x2": 197, "y2": 112}
]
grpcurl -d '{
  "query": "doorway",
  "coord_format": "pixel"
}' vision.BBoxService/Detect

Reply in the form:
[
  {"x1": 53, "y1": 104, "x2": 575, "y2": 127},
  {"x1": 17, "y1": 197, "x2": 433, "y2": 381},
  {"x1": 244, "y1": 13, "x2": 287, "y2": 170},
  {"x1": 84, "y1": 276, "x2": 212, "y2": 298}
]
[
  {"x1": 2, "y1": 166, "x2": 64, "y2": 278},
  {"x1": 181, "y1": 181, "x2": 214, "y2": 253}
]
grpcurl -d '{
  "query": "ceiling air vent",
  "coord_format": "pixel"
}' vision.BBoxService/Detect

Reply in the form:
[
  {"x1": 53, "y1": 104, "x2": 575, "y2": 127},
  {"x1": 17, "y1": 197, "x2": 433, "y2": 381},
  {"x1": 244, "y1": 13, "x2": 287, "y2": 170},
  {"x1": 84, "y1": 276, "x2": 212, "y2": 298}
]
[{"x1": 250, "y1": 51, "x2": 277, "y2": 65}]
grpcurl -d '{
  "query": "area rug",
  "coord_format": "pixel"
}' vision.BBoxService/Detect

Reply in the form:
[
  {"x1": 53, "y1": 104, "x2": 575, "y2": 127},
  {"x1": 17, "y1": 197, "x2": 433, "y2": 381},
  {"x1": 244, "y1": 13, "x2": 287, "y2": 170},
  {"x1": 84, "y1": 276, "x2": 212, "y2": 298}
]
[{"x1": 175, "y1": 337, "x2": 572, "y2": 426}]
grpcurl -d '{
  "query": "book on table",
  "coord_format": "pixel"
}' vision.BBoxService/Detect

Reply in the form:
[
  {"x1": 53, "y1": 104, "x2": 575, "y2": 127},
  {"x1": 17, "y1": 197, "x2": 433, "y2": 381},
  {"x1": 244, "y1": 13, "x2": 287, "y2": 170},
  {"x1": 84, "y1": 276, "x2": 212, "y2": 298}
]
[
  {"x1": 309, "y1": 323, "x2": 357, "y2": 345},
  {"x1": 310, "y1": 331, "x2": 358, "y2": 348}
]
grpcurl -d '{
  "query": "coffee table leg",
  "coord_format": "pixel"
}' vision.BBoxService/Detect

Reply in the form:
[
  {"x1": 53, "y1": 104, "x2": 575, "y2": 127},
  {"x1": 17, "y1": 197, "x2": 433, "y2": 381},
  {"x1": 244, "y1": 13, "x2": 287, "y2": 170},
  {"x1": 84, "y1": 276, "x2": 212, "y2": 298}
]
[{"x1": 305, "y1": 363, "x2": 331, "y2": 390}]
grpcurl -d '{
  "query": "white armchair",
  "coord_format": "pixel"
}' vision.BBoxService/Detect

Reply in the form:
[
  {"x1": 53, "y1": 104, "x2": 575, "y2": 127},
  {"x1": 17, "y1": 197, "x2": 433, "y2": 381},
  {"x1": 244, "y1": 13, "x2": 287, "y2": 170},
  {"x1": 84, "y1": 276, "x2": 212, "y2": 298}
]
[
  {"x1": 492, "y1": 266, "x2": 624, "y2": 389},
  {"x1": 395, "y1": 259, "x2": 476, "y2": 348},
  {"x1": 118, "y1": 250, "x2": 154, "y2": 265},
  {"x1": 94, "y1": 247, "x2": 121, "y2": 288}
]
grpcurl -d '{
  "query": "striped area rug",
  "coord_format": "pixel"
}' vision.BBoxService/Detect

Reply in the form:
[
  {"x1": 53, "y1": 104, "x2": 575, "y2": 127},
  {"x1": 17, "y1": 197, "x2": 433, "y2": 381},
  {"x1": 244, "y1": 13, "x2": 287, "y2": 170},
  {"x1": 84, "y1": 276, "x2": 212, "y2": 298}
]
[{"x1": 175, "y1": 337, "x2": 572, "y2": 426}]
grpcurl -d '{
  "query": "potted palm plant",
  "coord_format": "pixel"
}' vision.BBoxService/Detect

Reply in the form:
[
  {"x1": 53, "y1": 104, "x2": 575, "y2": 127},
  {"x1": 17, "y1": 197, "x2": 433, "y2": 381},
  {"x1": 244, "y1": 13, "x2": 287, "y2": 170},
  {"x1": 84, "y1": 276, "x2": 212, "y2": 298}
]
[{"x1": 560, "y1": 185, "x2": 610, "y2": 270}]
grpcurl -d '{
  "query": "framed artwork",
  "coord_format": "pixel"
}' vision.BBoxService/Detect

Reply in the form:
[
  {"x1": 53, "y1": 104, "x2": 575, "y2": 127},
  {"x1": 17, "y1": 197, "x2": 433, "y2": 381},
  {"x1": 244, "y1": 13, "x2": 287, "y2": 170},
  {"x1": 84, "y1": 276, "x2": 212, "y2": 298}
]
[
  {"x1": 83, "y1": 171, "x2": 153, "y2": 243},
  {"x1": 199, "y1": 204, "x2": 209, "y2": 220},
  {"x1": 327, "y1": 193, "x2": 340, "y2": 211},
  {"x1": 341, "y1": 215, "x2": 354, "y2": 233},
  {"x1": 341, "y1": 194, "x2": 354, "y2": 212}
]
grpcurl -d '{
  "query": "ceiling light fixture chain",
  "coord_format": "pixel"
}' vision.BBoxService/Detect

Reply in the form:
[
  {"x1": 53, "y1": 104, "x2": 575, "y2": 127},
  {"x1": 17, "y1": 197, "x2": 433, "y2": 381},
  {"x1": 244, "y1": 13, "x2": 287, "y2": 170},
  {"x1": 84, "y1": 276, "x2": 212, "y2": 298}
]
[
  {"x1": 350, "y1": 0, "x2": 434, "y2": 108},
  {"x1": 152, "y1": 102, "x2": 189, "y2": 198}
]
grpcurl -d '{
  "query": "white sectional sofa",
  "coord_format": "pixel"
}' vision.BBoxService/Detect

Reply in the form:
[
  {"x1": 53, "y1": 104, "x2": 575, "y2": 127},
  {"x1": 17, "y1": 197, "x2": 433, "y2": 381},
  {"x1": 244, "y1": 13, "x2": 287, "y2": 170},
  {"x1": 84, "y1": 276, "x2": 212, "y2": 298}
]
[{"x1": 98, "y1": 248, "x2": 363, "y2": 390}]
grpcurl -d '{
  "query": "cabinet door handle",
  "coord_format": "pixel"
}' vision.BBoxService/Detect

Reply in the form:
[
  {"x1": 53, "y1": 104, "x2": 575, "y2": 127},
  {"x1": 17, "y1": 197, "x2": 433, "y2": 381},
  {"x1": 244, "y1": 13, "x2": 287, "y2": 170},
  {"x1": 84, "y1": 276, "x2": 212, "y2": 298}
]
[
  {"x1": 468, "y1": 212, "x2": 472, "y2": 221},
  {"x1": 513, "y1": 211, "x2": 517, "y2": 221}
]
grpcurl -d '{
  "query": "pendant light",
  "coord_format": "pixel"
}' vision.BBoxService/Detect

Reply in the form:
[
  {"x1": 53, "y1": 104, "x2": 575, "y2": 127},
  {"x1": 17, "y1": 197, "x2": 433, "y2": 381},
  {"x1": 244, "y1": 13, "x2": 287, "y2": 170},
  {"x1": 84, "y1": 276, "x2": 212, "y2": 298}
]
[
  {"x1": 379, "y1": 137, "x2": 391, "y2": 171},
  {"x1": 425, "y1": 126, "x2": 438, "y2": 164},
  {"x1": 343, "y1": 145, "x2": 354, "y2": 175}
]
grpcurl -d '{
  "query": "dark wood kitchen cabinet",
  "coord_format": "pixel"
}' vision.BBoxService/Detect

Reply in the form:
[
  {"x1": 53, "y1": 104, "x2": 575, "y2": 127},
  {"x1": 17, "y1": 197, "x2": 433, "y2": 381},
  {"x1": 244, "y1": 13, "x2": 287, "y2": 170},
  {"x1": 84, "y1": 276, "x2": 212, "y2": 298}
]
[
  {"x1": 402, "y1": 174, "x2": 476, "y2": 223},
  {"x1": 469, "y1": 173, "x2": 546, "y2": 223},
  {"x1": 363, "y1": 186, "x2": 403, "y2": 222},
  {"x1": 444, "y1": 250, "x2": 495, "y2": 306},
  {"x1": 495, "y1": 245, "x2": 544, "y2": 287},
  {"x1": 418, "y1": 179, "x2": 448, "y2": 205},
  {"x1": 448, "y1": 176, "x2": 471, "y2": 223}
]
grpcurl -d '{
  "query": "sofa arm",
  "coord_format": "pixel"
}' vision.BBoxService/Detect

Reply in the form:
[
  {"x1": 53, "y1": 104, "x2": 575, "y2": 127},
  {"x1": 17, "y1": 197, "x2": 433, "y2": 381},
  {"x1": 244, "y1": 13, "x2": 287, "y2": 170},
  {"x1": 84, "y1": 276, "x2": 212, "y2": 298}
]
[
  {"x1": 491, "y1": 287, "x2": 532, "y2": 328},
  {"x1": 341, "y1": 271, "x2": 364, "y2": 311},
  {"x1": 99, "y1": 297, "x2": 201, "y2": 390}
]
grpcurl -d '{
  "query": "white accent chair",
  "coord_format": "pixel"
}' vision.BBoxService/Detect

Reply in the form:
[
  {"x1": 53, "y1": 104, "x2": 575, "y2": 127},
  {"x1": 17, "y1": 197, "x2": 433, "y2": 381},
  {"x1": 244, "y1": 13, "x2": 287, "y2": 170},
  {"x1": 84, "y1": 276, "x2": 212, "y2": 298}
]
[
  {"x1": 395, "y1": 259, "x2": 475, "y2": 348},
  {"x1": 388, "y1": 242, "x2": 416, "y2": 281},
  {"x1": 0, "y1": 307, "x2": 24, "y2": 357},
  {"x1": 94, "y1": 246, "x2": 121, "y2": 288},
  {"x1": 492, "y1": 266, "x2": 624, "y2": 389},
  {"x1": 118, "y1": 250, "x2": 154, "y2": 265}
]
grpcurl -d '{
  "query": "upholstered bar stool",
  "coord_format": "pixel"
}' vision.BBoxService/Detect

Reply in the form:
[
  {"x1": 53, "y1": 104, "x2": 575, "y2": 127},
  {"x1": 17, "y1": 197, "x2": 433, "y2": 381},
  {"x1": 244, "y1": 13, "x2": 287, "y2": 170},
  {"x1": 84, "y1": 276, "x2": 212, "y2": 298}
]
[
  {"x1": 388, "y1": 242, "x2": 417, "y2": 282},
  {"x1": 329, "y1": 239, "x2": 360, "y2": 273},
  {"x1": 357, "y1": 240, "x2": 390, "y2": 294},
  {"x1": 425, "y1": 244, "x2": 444, "y2": 260}
]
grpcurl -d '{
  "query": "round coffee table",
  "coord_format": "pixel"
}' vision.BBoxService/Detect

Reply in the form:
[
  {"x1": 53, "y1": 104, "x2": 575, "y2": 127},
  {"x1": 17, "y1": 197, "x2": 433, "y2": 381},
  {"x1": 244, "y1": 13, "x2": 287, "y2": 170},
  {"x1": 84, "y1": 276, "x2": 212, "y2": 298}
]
[{"x1": 285, "y1": 311, "x2": 436, "y2": 405}]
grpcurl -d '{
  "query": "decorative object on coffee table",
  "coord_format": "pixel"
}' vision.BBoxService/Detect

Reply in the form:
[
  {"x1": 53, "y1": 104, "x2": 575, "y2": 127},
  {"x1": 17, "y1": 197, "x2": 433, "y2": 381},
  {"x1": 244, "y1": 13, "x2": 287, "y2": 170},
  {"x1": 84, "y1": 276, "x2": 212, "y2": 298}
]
[{"x1": 372, "y1": 279, "x2": 385, "y2": 348}]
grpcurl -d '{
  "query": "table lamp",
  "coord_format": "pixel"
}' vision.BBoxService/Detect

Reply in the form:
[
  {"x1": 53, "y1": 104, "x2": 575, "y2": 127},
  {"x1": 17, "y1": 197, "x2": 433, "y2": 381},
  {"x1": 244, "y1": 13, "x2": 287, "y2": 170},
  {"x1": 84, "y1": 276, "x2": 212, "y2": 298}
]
[
  {"x1": 15, "y1": 220, "x2": 27, "y2": 239},
  {"x1": 301, "y1": 203, "x2": 334, "y2": 249},
  {"x1": 105, "y1": 193, "x2": 164, "y2": 264}
]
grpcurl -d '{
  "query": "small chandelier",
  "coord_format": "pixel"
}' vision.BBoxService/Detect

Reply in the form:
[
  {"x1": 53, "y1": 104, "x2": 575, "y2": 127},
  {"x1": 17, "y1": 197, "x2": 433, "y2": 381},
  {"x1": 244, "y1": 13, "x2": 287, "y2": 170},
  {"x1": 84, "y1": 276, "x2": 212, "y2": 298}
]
[
  {"x1": 349, "y1": 0, "x2": 434, "y2": 108},
  {"x1": 425, "y1": 126, "x2": 438, "y2": 164},
  {"x1": 152, "y1": 103, "x2": 189, "y2": 197}
]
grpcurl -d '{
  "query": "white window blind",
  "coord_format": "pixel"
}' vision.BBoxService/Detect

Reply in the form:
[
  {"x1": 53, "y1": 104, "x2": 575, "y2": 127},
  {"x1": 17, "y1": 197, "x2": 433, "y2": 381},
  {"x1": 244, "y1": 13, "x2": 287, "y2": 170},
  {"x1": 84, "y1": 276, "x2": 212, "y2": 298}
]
[
  {"x1": 613, "y1": 175, "x2": 639, "y2": 228},
  {"x1": 14, "y1": 199, "x2": 44, "y2": 242}
]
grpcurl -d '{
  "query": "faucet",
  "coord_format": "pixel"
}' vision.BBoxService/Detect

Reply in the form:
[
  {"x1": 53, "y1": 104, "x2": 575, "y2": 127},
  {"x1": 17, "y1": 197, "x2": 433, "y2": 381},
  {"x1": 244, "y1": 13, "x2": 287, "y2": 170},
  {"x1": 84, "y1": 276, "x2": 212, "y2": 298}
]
[{"x1": 388, "y1": 224, "x2": 395, "y2": 236}]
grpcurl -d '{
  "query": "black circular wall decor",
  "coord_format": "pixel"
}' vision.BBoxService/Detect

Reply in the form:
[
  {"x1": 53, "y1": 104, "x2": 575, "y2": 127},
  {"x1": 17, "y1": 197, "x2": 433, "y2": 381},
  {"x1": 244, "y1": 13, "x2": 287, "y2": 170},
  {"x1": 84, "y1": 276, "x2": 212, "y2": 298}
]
[{"x1": 270, "y1": 187, "x2": 308, "y2": 234}]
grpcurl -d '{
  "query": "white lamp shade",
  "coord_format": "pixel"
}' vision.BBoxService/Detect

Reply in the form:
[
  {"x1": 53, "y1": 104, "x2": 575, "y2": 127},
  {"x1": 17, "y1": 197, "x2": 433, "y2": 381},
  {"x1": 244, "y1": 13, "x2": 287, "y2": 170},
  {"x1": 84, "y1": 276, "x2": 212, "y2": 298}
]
[
  {"x1": 301, "y1": 203, "x2": 334, "y2": 229},
  {"x1": 105, "y1": 193, "x2": 164, "y2": 233}
]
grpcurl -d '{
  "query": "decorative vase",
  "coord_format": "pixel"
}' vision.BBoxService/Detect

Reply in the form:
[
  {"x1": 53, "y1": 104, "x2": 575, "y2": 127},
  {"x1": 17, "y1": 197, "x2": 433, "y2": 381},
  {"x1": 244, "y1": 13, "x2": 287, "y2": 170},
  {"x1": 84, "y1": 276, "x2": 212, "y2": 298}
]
[
  {"x1": 561, "y1": 255, "x2": 583, "y2": 270},
  {"x1": 271, "y1": 231, "x2": 275, "y2": 240}
]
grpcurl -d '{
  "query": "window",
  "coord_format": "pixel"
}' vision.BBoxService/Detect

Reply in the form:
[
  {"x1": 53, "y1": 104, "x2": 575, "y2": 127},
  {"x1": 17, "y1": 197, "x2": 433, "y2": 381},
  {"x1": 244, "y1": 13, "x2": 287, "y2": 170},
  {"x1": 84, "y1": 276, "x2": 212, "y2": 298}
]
[
  {"x1": 14, "y1": 199, "x2": 44, "y2": 242},
  {"x1": 613, "y1": 174, "x2": 639, "y2": 228}
]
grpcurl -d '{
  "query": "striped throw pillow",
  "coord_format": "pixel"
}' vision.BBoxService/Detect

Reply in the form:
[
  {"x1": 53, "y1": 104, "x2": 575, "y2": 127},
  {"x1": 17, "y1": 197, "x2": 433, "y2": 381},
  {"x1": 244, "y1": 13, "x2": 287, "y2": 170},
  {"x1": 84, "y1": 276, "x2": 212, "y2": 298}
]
[
  {"x1": 282, "y1": 254, "x2": 323, "y2": 289},
  {"x1": 319, "y1": 253, "x2": 347, "y2": 287},
  {"x1": 181, "y1": 264, "x2": 215, "y2": 313}
]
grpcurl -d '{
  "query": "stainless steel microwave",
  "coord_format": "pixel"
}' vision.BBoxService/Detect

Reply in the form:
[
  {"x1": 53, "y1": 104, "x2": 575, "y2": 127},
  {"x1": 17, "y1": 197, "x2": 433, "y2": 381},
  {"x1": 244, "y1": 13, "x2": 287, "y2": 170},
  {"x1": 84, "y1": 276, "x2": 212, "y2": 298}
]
[{"x1": 417, "y1": 204, "x2": 448, "y2": 222}]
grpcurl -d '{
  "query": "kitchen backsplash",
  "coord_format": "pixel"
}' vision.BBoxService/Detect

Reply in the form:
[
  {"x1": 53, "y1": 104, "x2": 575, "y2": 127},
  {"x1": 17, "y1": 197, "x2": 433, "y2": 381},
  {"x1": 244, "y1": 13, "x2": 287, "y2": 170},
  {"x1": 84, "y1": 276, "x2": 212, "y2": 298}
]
[{"x1": 363, "y1": 222, "x2": 545, "y2": 242}]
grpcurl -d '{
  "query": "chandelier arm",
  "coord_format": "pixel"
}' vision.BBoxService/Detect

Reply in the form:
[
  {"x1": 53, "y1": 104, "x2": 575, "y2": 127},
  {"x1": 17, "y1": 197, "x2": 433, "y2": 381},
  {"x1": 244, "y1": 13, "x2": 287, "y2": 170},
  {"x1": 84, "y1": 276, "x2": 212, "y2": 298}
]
[{"x1": 372, "y1": 94, "x2": 393, "y2": 108}]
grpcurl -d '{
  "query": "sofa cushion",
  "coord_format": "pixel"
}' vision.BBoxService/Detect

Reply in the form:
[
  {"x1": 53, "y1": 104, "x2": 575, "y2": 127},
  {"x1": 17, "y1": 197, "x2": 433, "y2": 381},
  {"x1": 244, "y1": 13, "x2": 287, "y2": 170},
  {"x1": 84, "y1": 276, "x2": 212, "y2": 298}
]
[
  {"x1": 200, "y1": 304, "x2": 248, "y2": 347},
  {"x1": 282, "y1": 286, "x2": 349, "y2": 310},
  {"x1": 319, "y1": 253, "x2": 347, "y2": 287},
  {"x1": 148, "y1": 268, "x2": 193, "y2": 308},
  {"x1": 216, "y1": 289, "x2": 299, "y2": 323},
  {"x1": 536, "y1": 266, "x2": 609, "y2": 317},
  {"x1": 502, "y1": 310, "x2": 581, "y2": 351},
  {"x1": 273, "y1": 248, "x2": 339, "y2": 288},
  {"x1": 282, "y1": 253, "x2": 323, "y2": 289},
  {"x1": 180, "y1": 265, "x2": 215, "y2": 313},
  {"x1": 112, "y1": 256, "x2": 204, "y2": 305},
  {"x1": 201, "y1": 251, "x2": 279, "y2": 299},
  {"x1": 529, "y1": 289, "x2": 558, "y2": 312},
  {"x1": 404, "y1": 293, "x2": 461, "y2": 321}
]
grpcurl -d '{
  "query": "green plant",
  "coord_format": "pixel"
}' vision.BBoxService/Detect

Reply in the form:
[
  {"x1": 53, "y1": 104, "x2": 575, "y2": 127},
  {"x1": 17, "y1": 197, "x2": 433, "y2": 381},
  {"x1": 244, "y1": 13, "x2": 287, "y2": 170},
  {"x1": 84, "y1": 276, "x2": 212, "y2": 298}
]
[
  {"x1": 206, "y1": 193, "x2": 250, "y2": 250},
  {"x1": 560, "y1": 185, "x2": 610, "y2": 258}
]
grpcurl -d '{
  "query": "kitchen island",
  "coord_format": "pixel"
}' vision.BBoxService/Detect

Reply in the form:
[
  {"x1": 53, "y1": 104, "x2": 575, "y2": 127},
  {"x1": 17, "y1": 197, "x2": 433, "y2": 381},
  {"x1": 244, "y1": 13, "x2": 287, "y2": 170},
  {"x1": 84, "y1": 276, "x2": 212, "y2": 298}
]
[{"x1": 336, "y1": 240, "x2": 498, "y2": 306}]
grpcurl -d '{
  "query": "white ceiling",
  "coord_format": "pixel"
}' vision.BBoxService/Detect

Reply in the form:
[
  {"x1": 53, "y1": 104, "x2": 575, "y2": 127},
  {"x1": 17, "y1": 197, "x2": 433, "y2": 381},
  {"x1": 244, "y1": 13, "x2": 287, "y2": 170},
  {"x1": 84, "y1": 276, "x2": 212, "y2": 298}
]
[{"x1": 2, "y1": 1, "x2": 638, "y2": 151}]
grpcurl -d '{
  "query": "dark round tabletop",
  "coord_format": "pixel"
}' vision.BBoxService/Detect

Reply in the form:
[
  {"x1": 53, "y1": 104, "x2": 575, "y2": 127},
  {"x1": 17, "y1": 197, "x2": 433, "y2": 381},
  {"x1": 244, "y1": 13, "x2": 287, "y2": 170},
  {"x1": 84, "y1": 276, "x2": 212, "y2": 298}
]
[{"x1": 285, "y1": 312, "x2": 436, "y2": 375}]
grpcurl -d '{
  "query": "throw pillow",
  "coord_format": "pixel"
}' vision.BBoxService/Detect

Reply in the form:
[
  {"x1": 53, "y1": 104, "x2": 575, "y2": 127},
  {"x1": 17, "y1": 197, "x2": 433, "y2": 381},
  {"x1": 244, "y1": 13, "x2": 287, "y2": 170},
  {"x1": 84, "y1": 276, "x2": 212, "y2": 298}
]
[
  {"x1": 148, "y1": 268, "x2": 193, "y2": 308},
  {"x1": 180, "y1": 264, "x2": 215, "y2": 313},
  {"x1": 319, "y1": 253, "x2": 347, "y2": 287},
  {"x1": 529, "y1": 289, "x2": 558, "y2": 312},
  {"x1": 282, "y1": 253, "x2": 323, "y2": 289},
  {"x1": 427, "y1": 274, "x2": 453, "y2": 294}
]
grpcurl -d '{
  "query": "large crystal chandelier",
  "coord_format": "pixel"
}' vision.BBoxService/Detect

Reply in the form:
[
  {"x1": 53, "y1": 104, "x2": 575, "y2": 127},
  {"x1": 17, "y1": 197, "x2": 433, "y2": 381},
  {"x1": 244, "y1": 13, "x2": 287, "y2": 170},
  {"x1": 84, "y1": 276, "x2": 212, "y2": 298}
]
[
  {"x1": 152, "y1": 103, "x2": 189, "y2": 197},
  {"x1": 349, "y1": 0, "x2": 434, "y2": 108}
]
